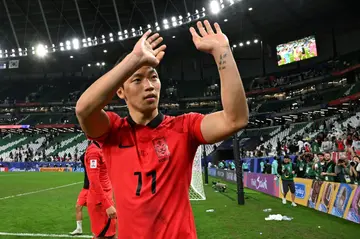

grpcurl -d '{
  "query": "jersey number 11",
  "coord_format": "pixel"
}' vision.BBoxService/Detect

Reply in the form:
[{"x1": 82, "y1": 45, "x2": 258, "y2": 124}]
[{"x1": 134, "y1": 171, "x2": 156, "y2": 196}]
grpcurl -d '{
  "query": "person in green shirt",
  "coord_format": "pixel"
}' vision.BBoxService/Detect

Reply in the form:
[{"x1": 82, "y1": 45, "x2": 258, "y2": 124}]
[
  {"x1": 321, "y1": 152, "x2": 336, "y2": 182},
  {"x1": 278, "y1": 155, "x2": 297, "y2": 207},
  {"x1": 218, "y1": 161, "x2": 225, "y2": 169},
  {"x1": 304, "y1": 154, "x2": 316, "y2": 179},
  {"x1": 311, "y1": 139, "x2": 321, "y2": 154},
  {"x1": 314, "y1": 153, "x2": 326, "y2": 180}
]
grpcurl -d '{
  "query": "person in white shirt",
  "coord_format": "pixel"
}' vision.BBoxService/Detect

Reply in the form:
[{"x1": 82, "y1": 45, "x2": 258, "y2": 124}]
[{"x1": 297, "y1": 139, "x2": 304, "y2": 153}]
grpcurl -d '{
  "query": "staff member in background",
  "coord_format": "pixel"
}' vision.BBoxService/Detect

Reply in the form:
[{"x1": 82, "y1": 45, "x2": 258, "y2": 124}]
[
  {"x1": 322, "y1": 152, "x2": 336, "y2": 182},
  {"x1": 278, "y1": 155, "x2": 297, "y2": 207}
]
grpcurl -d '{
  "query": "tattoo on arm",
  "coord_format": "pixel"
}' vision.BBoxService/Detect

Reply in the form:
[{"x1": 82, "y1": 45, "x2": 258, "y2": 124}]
[{"x1": 218, "y1": 52, "x2": 228, "y2": 71}]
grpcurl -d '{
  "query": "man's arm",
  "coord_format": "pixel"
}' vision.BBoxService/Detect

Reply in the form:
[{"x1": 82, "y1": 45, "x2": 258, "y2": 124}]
[
  {"x1": 190, "y1": 21, "x2": 248, "y2": 144},
  {"x1": 76, "y1": 31, "x2": 166, "y2": 138},
  {"x1": 86, "y1": 154, "x2": 112, "y2": 209}
]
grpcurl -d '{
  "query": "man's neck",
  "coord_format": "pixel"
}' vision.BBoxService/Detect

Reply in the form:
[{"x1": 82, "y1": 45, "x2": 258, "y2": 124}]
[{"x1": 129, "y1": 109, "x2": 159, "y2": 125}]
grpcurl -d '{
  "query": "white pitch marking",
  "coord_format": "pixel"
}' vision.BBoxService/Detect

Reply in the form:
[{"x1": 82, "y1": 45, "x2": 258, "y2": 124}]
[
  {"x1": 0, "y1": 182, "x2": 82, "y2": 200},
  {"x1": 0, "y1": 232, "x2": 92, "y2": 238}
]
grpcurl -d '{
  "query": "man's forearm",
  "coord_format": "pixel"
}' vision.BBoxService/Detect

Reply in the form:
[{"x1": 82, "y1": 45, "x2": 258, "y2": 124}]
[
  {"x1": 213, "y1": 47, "x2": 248, "y2": 125},
  {"x1": 76, "y1": 53, "x2": 141, "y2": 118}
]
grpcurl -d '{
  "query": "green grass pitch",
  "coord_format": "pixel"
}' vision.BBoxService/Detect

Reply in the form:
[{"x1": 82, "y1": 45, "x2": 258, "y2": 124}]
[{"x1": 0, "y1": 172, "x2": 359, "y2": 239}]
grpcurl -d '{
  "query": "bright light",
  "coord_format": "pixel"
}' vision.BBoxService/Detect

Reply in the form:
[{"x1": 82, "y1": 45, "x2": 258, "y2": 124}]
[
  {"x1": 232, "y1": 44, "x2": 237, "y2": 48},
  {"x1": 239, "y1": 42, "x2": 244, "y2": 47},
  {"x1": 156, "y1": 26, "x2": 160, "y2": 31},
  {"x1": 82, "y1": 39, "x2": 86, "y2": 43},
  {"x1": 110, "y1": 38, "x2": 114, "y2": 42},
  {"x1": 179, "y1": 15, "x2": 183, "y2": 20},
  {"x1": 103, "y1": 50, "x2": 107, "y2": 53},
  {"x1": 18, "y1": 48, "x2": 22, "y2": 52},
  {"x1": 66, "y1": 45, "x2": 71, "y2": 50},
  {"x1": 246, "y1": 41, "x2": 250, "y2": 45},
  {"x1": 87, "y1": 38, "x2": 91, "y2": 42},
  {"x1": 109, "y1": 33, "x2": 113, "y2": 37},
  {"x1": 172, "y1": 36, "x2": 176, "y2": 39},
  {"x1": 19, "y1": 52, "x2": 22, "y2": 56},
  {"x1": 171, "y1": 16, "x2": 176, "y2": 22},
  {"x1": 254, "y1": 39, "x2": 259, "y2": 43},
  {"x1": 96, "y1": 62, "x2": 100, "y2": 66},
  {"x1": 164, "y1": 25, "x2": 169, "y2": 29},
  {"x1": 88, "y1": 64, "x2": 91, "y2": 67},
  {"x1": 131, "y1": 28, "x2": 135, "y2": 32},
  {"x1": 224, "y1": 19, "x2": 228, "y2": 22},
  {"x1": 11, "y1": 49, "x2": 15, "y2": 52},
  {"x1": 163, "y1": 19, "x2": 168, "y2": 24},
  {"x1": 35, "y1": 44, "x2": 47, "y2": 57},
  {"x1": 66, "y1": 40, "x2": 71, "y2": 46},
  {"x1": 72, "y1": 38, "x2": 80, "y2": 49},
  {"x1": 101, "y1": 62, "x2": 105, "y2": 66},
  {"x1": 60, "y1": 46, "x2": 65, "y2": 51},
  {"x1": 248, "y1": 7, "x2": 253, "y2": 11},
  {"x1": 229, "y1": 0, "x2": 234, "y2": 5},
  {"x1": 70, "y1": 55, "x2": 74, "y2": 59},
  {"x1": 147, "y1": 24, "x2": 151, "y2": 29}
]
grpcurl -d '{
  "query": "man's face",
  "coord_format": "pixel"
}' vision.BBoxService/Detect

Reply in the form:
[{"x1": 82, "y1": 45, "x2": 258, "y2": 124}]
[
  {"x1": 318, "y1": 155, "x2": 324, "y2": 162},
  {"x1": 117, "y1": 66, "x2": 161, "y2": 114},
  {"x1": 324, "y1": 153, "x2": 331, "y2": 161},
  {"x1": 284, "y1": 158, "x2": 290, "y2": 164}
]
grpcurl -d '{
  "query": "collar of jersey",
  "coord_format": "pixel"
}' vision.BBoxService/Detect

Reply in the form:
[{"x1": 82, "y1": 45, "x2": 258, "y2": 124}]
[{"x1": 126, "y1": 112, "x2": 164, "y2": 128}]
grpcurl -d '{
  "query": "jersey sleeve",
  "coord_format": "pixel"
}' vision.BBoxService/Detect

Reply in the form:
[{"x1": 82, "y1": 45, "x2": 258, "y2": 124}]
[
  {"x1": 185, "y1": 113, "x2": 208, "y2": 145},
  {"x1": 87, "y1": 111, "x2": 120, "y2": 148},
  {"x1": 85, "y1": 148, "x2": 112, "y2": 209}
]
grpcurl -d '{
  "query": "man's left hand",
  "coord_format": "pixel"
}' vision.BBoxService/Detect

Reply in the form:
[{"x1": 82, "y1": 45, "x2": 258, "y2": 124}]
[{"x1": 190, "y1": 20, "x2": 229, "y2": 55}]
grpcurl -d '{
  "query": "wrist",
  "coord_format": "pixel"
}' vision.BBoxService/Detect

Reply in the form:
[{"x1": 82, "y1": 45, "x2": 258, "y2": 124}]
[
  {"x1": 127, "y1": 52, "x2": 145, "y2": 69},
  {"x1": 211, "y1": 45, "x2": 231, "y2": 58}
]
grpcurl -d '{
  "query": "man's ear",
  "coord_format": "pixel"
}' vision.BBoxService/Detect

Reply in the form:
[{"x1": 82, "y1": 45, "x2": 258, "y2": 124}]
[{"x1": 116, "y1": 86, "x2": 125, "y2": 100}]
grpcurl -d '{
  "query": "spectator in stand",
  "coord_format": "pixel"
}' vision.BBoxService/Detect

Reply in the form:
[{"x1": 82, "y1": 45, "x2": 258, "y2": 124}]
[
  {"x1": 304, "y1": 153, "x2": 316, "y2": 179},
  {"x1": 271, "y1": 156, "x2": 279, "y2": 175},
  {"x1": 264, "y1": 159, "x2": 272, "y2": 174},
  {"x1": 321, "y1": 152, "x2": 336, "y2": 182},
  {"x1": 337, "y1": 137, "x2": 345, "y2": 152},
  {"x1": 242, "y1": 160, "x2": 249, "y2": 172},
  {"x1": 297, "y1": 138, "x2": 304, "y2": 153},
  {"x1": 314, "y1": 153, "x2": 326, "y2": 181},
  {"x1": 351, "y1": 135, "x2": 360, "y2": 156},
  {"x1": 354, "y1": 156, "x2": 360, "y2": 181},
  {"x1": 335, "y1": 158, "x2": 352, "y2": 183},
  {"x1": 259, "y1": 159, "x2": 265, "y2": 173},
  {"x1": 321, "y1": 138, "x2": 335, "y2": 153},
  {"x1": 344, "y1": 134, "x2": 353, "y2": 152},
  {"x1": 349, "y1": 160, "x2": 358, "y2": 184},
  {"x1": 296, "y1": 155, "x2": 306, "y2": 178}
]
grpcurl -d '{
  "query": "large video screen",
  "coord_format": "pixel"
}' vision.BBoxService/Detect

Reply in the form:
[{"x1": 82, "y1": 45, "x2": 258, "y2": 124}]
[{"x1": 276, "y1": 36, "x2": 318, "y2": 66}]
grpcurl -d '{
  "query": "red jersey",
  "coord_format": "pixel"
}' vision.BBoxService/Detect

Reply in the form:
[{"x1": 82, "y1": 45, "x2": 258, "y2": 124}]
[
  {"x1": 90, "y1": 112, "x2": 207, "y2": 239},
  {"x1": 84, "y1": 143, "x2": 112, "y2": 209}
]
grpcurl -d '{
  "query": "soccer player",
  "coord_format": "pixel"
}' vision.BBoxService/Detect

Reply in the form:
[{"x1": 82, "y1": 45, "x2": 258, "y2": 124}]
[
  {"x1": 84, "y1": 142, "x2": 116, "y2": 239},
  {"x1": 70, "y1": 153, "x2": 88, "y2": 235},
  {"x1": 76, "y1": 20, "x2": 248, "y2": 238}
]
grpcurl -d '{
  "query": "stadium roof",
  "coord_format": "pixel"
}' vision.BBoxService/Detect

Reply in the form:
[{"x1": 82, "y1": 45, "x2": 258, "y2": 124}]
[{"x1": 0, "y1": 0, "x2": 357, "y2": 72}]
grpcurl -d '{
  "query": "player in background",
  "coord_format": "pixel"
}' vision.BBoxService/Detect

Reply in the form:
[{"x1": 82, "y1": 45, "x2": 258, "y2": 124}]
[
  {"x1": 85, "y1": 142, "x2": 116, "y2": 239},
  {"x1": 76, "y1": 20, "x2": 248, "y2": 238},
  {"x1": 70, "y1": 153, "x2": 89, "y2": 235}
]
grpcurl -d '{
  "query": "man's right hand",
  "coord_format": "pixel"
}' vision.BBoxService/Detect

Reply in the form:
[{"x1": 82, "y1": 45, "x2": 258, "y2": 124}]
[
  {"x1": 132, "y1": 30, "x2": 167, "y2": 68},
  {"x1": 106, "y1": 206, "x2": 117, "y2": 219}
]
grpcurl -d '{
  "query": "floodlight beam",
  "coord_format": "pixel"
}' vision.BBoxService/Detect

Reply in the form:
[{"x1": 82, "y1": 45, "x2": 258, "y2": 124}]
[
  {"x1": 183, "y1": 0, "x2": 189, "y2": 13},
  {"x1": 150, "y1": 0, "x2": 158, "y2": 23},
  {"x1": 38, "y1": 0, "x2": 53, "y2": 45},
  {"x1": 112, "y1": 0, "x2": 123, "y2": 32},
  {"x1": 74, "y1": 0, "x2": 87, "y2": 38},
  {"x1": 2, "y1": 0, "x2": 20, "y2": 49}
]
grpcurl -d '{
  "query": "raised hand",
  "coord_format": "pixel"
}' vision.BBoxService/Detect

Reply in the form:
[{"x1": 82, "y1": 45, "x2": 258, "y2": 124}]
[
  {"x1": 190, "y1": 20, "x2": 229, "y2": 55},
  {"x1": 132, "y1": 30, "x2": 167, "y2": 67}
]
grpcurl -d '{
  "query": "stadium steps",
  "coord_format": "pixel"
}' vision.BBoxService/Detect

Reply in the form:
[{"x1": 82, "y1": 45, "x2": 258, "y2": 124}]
[
  {"x1": 0, "y1": 135, "x2": 27, "y2": 151},
  {"x1": 45, "y1": 133, "x2": 83, "y2": 156},
  {"x1": 334, "y1": 112, "x2": 360, "y2": 129},
  {"x1": 0, "y1": 137, "x2": 35, "y2": 159},
  {"x1": 262, "y1": 126, "x2": 293, "y2": 150},
  {"x1": 57, "y1": 136, "x2": 88, "y2": 158}
]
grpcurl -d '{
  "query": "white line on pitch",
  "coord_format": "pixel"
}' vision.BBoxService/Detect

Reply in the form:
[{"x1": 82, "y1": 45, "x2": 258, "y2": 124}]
[
  {"x1": 0, "y1": 182, "x2": 82, "y2": 200},
  {"x1": 0, "y1": 232, "x2": 92, "y2": 238}
]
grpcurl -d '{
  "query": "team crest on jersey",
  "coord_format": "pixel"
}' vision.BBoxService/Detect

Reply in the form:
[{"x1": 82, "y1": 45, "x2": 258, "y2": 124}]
[
  {"x1": 90, "y1": 159, "x2": 97, "y2": 169},
  {"x1": 152, "y1": 138, "x2": 170, "y2": 162}
]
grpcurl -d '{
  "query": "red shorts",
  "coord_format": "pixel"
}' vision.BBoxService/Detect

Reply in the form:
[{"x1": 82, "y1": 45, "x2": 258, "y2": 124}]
[
  {"x1": 76, "y1": 189, "x2": 88, "y2": 207},
  {"x1": 87, "y1": 192, "x2": 116, "y2": 237}
]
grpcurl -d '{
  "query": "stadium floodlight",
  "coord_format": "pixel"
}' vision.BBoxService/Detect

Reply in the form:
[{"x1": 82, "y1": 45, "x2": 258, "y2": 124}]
[
  {"x1": 229, "y1": 0, "x2": 234, "y2": 5},
  {"x1": 88, "y1": 64, "x2": 91, "y2": 67},
  {"x1": 0, "y1": 50, "x2": 2, "y2": 53},
  {"x1": 110, "y1": 37, "x2": 114, "y2": 42},
  {"x1": 96, "y1": 62, "x2": 100, "y2": 66},
  {"x1": 87, "y1": 37, "x2": 91, "y2": 42},
  {"x1": 233, "y1": 44, "x2": 237, "y2": 48},
  {"x1": 83, "y1": 43, "x2": 88, "y2": 47},
  {"x1": 164, "y1": 25, "x2": 169, "y2": 29},
  {"x1": 171, "y1": 16, "x2": 176, "y2": 22},
  {"x1": 35, "y1": 44, "x2": 47, "y2": 57},
  {"x1": 11, "y1": 49, "x2": 15, "y2": 52},
  {"x1": 101, "y1": 62, "x2": 105, "y2": 66},
  {"x1": 246, "y1": 40, "x2": 250, "y2": 45},
  {"x1": 147, "y1": 24, "x2": 151, "y2": 29},
  {"x1": 224, "y1": 18, "x2": 228, "y2": 22},
  {"x1": 66, "y1": 45, "x2": 71, "y2": 50},
  {"x1": 0, "y1": 54, "x2": 2, "y2": 58},
  {"x1": 172, "y1": 21, "x2": 177, "y2": 27},
  {"x1": 163, "y1": 19, "x2": 168, "y2": 25},
  {"x1": 195, "y1": 9, "x2": 200, "y2": 19},
  {"x1": 156, "y1": 26, "x2": 160, "y2": 31},
  {"x1": 131, "y1": 28, "x2": 135, "y2": 32},
  {"x1": 82, "y1": 39, "x2": 86, "y2": 43},
  {"x1": 19, "y1": 52, "x2": 22, "y2": 56},
  {"x1": 66, "y1": 40, "x2": 71, "y2": 46},
  {"x1": 60, "y1": 46, "x2": 65, "y2": 51},
  {"x1": 70, "y1": 55, "x2": 74, "y2": 59},
  {"x1": 18, "y1": 48, "x2": 22, "y2": 52},
  {"x1": 72, "y1": 38, "x2": 80, "y2": 49},
  {"x1": 60, "y1": 42, "x2": 64, "y2": 47},
  {"x1": 109, "y1": 33, "x2": 113, "y2": 37},
  {"x1": 88, "y1": 42, "x2": 92, "y2": 46},
  {"x1": 248, "y1": 7, "x2": 253, "y2": 11},
  {"x1": 239, "y1": 42, "x2": 244, "y2": 47},
  {"x1": 254, "y1": 39, "x2": 259, "y2": 43},
  {"x1": 172, "y1": 36, "x2": 176, "y2": 39},
  {"x1": 103, "y1": 49, "x2": 107, "y2": 53},
  {"x1": 5, "y1": 50, "x2": 7, "y2": 53},
  {"x1": 179, "y1": 15, "x2": 183, "y2": 20}
]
